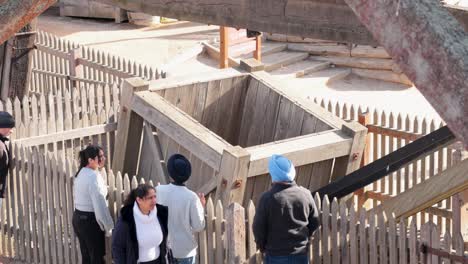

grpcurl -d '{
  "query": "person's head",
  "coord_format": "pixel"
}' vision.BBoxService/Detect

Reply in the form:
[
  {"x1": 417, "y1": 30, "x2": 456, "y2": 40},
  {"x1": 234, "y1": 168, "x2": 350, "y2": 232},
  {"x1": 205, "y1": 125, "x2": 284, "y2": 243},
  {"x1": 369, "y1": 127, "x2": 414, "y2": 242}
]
[
  {"x1": 0, "y1": 111, "x2": 15, "y2": 137},
  {"x1": 77, "y1": 144, "x2": 105, "y2": 171},
  {"x1": 124, "y1": 184, "x2": 157, "y2": 214},
  {"x1": 167, "y1": 154, "x2": 191, "y2": 185},
  {"x1": 268, "y1": 154, "x2": 296, "y2": 183}
]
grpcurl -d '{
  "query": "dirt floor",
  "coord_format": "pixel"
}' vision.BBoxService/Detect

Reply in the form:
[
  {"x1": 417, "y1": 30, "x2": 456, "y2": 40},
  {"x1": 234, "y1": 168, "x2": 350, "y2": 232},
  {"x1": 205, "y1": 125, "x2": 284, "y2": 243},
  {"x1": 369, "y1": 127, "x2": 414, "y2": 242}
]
[{"x1": 37, "y1": 7, "x2": 442, "y2": 122}]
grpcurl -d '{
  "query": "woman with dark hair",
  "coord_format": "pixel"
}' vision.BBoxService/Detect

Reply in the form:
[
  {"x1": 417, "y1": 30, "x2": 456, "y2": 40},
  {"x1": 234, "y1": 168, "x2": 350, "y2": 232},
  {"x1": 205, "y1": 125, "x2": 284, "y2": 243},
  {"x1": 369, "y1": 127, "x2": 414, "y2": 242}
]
[
  {"x1": 112, "y1": 184, "x2": 173, "y2": 264},
  {"x1": 72, "y1": 145, "x2": 114, "y2": 264}
]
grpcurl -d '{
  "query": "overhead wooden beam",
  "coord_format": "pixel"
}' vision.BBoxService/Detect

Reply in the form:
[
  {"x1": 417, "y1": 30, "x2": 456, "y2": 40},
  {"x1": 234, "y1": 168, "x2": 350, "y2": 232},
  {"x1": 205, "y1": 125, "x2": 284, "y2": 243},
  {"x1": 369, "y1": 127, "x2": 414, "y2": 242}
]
[
  {"x1": 98, "y1": 0, "x2": 468, "y2": 46},
  {"x1": 246, "y1": 130, "x2": 352, "y2": 177},
  {"x1": 0, "y1": 0, "x2": 56, "y2": 45},
  {"x1": 378, "y1": 159, "x2": 468, "y2": 220},
  {"x1": 343, "y1": 0, "x2": 468, "y2": 148}
]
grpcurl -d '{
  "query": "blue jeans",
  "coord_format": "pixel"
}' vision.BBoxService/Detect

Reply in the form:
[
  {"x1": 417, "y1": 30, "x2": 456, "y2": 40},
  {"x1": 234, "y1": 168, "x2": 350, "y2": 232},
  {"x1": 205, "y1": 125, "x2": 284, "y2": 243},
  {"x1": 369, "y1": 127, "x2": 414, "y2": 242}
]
[
  {"x1": 174, "y1": 256, "x2": 196, "y2": 264},
  {"x1": 264, "y1": 254, "x2": 309, "y2": 264}
]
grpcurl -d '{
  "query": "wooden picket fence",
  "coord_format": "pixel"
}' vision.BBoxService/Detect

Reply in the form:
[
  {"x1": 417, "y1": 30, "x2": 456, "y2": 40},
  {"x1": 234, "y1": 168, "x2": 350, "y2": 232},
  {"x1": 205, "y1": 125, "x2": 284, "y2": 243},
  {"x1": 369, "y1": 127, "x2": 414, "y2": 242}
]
[
  {"x1": 2, "y1": 145, "x2": 466, "y2": 264},
  {"x1": 312, "y1": 97, "x2": 462, "y2": 234},
  {"x1": 29, "y1": 31, "x2": 166, "y2": 96}
]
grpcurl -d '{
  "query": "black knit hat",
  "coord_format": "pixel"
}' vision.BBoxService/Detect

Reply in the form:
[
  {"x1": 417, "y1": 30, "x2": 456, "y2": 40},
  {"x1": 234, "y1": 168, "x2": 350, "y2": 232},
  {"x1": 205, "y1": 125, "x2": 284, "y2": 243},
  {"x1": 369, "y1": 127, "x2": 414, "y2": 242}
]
[
  {"x1": 0, "y1": 112, "x2": 15, "y2": 128},
  {"x1": 167, "y1": 154, "x2": 191, "y2": 184}
]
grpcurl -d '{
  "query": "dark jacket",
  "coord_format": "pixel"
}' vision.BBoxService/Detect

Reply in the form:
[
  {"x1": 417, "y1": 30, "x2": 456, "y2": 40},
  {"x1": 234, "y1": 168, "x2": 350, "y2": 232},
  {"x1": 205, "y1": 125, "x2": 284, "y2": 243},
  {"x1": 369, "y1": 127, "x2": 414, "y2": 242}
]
[
  {"x1": 112, "y1": 203, "x2": 173, "y2": 264},
  {"x1": 0, "y1": 136, "x2": 11, "y2": 198},
  {"x1": 253, "y1": 182, "x2": 319, "y2": 256}
]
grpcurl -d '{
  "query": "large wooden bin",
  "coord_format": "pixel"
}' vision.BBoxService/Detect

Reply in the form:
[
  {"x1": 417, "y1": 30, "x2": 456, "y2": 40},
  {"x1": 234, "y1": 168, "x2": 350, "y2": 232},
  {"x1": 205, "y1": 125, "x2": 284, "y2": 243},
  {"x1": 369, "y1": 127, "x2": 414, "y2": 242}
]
[{"x1": 113, "y1": 69, "x2": 366, "y2": 206}]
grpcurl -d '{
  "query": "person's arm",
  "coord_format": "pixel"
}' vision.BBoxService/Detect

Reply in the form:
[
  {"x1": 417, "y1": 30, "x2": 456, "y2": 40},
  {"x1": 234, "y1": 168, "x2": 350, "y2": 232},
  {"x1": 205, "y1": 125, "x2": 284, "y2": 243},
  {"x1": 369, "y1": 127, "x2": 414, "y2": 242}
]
[
  {"x1": 111, "y1": 219, "x2": 127, "y2": 264},
  {"x1": 307, "y1": 194, "x2": 320, "y2": 237},
  {"x1": 252, "y1": 195, "x2": 268, "y2": 252},
  {"x1": 189, "y1": 195, "x2": 205, "y2": 232},
  {"x1": 89, "y1": 175, "x2": 114, "y2": 234}
]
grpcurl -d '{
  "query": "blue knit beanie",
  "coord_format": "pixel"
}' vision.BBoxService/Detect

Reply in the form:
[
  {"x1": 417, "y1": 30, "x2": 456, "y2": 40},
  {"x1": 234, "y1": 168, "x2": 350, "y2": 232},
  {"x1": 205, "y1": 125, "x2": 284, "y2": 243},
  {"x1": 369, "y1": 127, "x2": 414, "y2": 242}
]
[
  {"x1": 268, "y1": 154, "x2": 296, "y2": 182},
  {"x1": 167, "y1": 154, "x2": 191, "y2": 184}
]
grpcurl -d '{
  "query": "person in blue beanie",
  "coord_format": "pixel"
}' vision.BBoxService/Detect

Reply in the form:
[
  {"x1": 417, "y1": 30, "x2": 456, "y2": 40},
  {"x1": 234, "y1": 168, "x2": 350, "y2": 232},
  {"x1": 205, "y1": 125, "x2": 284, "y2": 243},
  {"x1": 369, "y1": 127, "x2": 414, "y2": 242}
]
[
  {"x1": 253, "y1": 154, "x2": 319, "y2": 264},
  {"x1": 156, "y1": 154, "x2": 205, "y2": 264}
]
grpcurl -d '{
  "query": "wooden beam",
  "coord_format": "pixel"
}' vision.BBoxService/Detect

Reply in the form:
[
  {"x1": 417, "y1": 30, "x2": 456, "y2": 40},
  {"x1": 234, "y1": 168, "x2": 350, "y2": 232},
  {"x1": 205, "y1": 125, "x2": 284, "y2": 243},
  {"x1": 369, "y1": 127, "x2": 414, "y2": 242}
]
[
  {"x1": 254, "y1": 35, "x2": 261, "y2": 62},
  {"x1": 14, "y1": 123, "x2": 117, "y2": 147},
  {"x1": 378, "y1": 159, "x2": 468, "y2": 220},
  {"x1": 215, "y1": 146, "x2": 250, "y2": 205},
  {"x1": 0, "y1": 0, "x2": 56, "y2": 45},
  {"x1": 226, "y1": 203, "x2": 246, "y2": 264},
  {"x1": 97, "y1": 0, "x2": 468, "y2": 46},
  {"x1": 131, "y1": 91, "x2": 229, "y2": 170},
  {"x1": 367, "y1": 124, "x2": 421, "y2": 142},
  {"x1": 142, "y1": 121, "x2": 169, "y2": 185},
  {"x1": 246, "y1": 130, "x2": 352, "y2": 177},
  {"x1": 314, "y1": 126, "x2": 456, "y2": 200},
  {"x1": 330, "y1": 121, "x2": 368, "y2": 181},
  {"x1": 112, "y1": 78, "x2": 148, "y2": 175},
  {"x1": 343, "y1": 0, "x2": 468, "y2": 149}
]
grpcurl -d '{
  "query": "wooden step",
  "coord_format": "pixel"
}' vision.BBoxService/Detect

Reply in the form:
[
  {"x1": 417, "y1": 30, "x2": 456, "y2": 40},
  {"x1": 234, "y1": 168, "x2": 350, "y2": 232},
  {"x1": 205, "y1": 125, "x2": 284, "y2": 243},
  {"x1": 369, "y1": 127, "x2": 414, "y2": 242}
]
[
  {"x1": 270, "y1": 59, "x2": 331, "y2": 78},
  {"x1": 301, "y1": 67, "x2": 351, "y2": 84},
  {"x1": 262, "y1": 51, "x2": 309, "y2": 71},
  {"x1": 237, "y1": 42, "x2": 288, "y2": 59}
]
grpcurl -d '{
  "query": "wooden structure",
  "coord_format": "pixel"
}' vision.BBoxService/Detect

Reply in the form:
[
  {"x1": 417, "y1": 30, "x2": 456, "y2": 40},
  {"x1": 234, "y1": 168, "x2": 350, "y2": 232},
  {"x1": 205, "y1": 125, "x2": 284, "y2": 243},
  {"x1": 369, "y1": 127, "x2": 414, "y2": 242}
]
[
  {"x1": 59, "y1": 0, "x2": 127, "y2": 23},
  {"x1": 113, "y1": 69, "x2": 367, "y2": 206},
  {"x1": 219, "y1": 27, "x2": 262, "y2": 69}
]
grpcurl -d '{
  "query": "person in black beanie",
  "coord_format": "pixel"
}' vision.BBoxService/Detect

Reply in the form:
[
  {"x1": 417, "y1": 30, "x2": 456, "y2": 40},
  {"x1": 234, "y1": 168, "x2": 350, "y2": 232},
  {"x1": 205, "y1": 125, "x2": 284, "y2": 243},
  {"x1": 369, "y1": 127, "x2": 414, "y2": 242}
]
[
  {"x1": 156, "y1": 154, "x2": 205, "y2": 264},
  {"x1": 0, "y1": 111, "x2": 15, "y2": 210}
]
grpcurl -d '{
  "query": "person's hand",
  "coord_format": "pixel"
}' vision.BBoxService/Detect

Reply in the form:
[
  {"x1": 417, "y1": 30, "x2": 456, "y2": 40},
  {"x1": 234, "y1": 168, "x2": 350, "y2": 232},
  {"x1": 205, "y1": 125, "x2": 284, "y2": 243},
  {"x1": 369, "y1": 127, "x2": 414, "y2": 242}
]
[
  {"x1": 198, "y1": 193, "x2": 206, "y2": 207},
  {"x1": 105, "y1": 229, "x2": 113, "y2": 238}
]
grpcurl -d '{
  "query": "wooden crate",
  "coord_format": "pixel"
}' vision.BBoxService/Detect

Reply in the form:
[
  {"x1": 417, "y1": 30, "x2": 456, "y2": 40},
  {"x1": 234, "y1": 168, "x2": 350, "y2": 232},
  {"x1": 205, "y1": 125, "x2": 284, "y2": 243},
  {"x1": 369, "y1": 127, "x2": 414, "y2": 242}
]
[
  {"x1": 113, "y1": 69, "x2": 367, "y2": 206},
  {"x1": 59, "y1": 0, "x2": 127, "y2": 23}
]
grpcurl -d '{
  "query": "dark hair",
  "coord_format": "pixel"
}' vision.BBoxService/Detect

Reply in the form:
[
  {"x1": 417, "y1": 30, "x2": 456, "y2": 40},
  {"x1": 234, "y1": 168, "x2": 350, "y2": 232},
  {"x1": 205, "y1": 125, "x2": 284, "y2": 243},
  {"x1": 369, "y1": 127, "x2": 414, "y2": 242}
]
[
  {"x1": 74, "y1": 144, "x2": 103, "y2": 177},
  {"x1": 123, "y1": 184, "x2": 155, "y2": 207}
]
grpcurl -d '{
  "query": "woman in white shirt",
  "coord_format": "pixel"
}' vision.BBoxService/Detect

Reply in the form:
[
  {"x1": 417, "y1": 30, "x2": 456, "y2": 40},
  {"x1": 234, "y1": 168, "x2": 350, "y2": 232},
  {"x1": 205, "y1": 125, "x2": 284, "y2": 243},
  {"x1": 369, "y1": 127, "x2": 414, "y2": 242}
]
[
  {"x1": 72, "y1": 145, "x2": 114, "y2": 264},
  {"x1": 112, "y1": 184, "x2": 173, "y2": 264}
]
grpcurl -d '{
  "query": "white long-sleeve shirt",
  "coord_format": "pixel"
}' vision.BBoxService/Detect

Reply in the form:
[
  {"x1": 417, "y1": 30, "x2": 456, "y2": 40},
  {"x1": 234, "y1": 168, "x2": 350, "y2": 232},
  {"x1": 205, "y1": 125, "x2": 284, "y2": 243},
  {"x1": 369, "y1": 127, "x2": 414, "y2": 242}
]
[
  {"x1": 156, "y1": 184, "x2": 205, "y2": 258},
  {"x1": 73, "y1": 167, "x2": 114, "y2": 233}
]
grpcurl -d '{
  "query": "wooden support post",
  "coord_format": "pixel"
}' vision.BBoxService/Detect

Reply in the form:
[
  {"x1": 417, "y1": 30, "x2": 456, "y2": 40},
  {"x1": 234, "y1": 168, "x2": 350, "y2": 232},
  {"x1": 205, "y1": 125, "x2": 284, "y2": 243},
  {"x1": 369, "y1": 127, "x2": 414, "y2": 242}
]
[
  {"x1": 331, "y1": 121, "x2": 368, "y2": 181},
  {"x1": 254, "y1": 35, "x2": 261, "y2": 62},
  {"x1": 112, "y1": 78, "x2": 149, "y2": 175},
  {"x1": 0, "y1": 39, "x2": 13, "y2": 101},
  {"x1": 69, "y1": 48, "x2": 83, "y2": 89},
  {"x1": 451, "y1": 143, "x2": 468, "y2": 241},
  {"x1": 219, "y1": 26, "x2": 229, "y2": 69},
  {"x1": 355, "y1": 112, "x2": 370, "y2": 208},
  {"x1": 226, "y1": 203, "x2": 246, "y2": 264},
  {"x1": 215, "y1": 146, "x2": 250, "y2": 206}
]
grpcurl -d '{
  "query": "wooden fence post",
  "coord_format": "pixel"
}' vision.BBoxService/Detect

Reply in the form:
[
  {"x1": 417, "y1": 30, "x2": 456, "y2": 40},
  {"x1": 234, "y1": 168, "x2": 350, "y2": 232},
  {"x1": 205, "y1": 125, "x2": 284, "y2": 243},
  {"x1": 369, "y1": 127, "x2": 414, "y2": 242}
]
[
  {"x1": 254, "y1": 35, "x2": 262, "y2": 62},
  {"x1": 355, "y1": 112, "x2": 370, "y2": 208},
  {"x1": 215, "y1": 146, "x2": 250, "y2": 206},
  {"x1": 112, "y1": 77, "x2": 148, "y2": 175},
  {"x1": 69, "y1": 48, "x2": 83, "y2": 89},
  {"x1": 226, "y1": 202, "x2": 246, "y2": 264},
  {"x1": 451, "y1": 143, "x2": 468, "y2": 241}
]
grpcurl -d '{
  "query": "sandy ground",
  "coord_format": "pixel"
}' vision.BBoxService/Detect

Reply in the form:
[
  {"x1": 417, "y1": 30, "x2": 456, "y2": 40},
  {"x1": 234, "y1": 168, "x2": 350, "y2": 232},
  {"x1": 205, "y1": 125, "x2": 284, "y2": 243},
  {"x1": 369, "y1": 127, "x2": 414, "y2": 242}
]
[{"x1": 38, "y1": 7, "x2": 441, "y2": 122}]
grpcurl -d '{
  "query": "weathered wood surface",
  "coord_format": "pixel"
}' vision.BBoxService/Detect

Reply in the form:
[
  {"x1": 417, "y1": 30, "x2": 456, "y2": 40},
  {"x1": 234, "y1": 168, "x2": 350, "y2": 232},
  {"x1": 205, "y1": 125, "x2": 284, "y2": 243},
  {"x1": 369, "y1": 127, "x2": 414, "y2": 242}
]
[
  {"x1": 343, "y1": 0, "x2": 468, "y2": 148},
  {"x1": 98, "y1": 0, "x2": 468, "y2": 46},
  {"x1": 0, "y1": 0, "x2": 56, "y2": 45}
]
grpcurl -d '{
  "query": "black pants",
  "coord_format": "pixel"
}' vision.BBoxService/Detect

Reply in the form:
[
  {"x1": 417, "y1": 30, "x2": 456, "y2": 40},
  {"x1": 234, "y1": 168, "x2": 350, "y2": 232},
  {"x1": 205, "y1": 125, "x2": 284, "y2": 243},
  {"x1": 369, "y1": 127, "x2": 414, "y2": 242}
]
[
  {"x1": 72, "y1": 210, "x2": 106, "y2": 264},
  {"x1": 140, "y1": 258, "x2": 161, "y2": 264}
]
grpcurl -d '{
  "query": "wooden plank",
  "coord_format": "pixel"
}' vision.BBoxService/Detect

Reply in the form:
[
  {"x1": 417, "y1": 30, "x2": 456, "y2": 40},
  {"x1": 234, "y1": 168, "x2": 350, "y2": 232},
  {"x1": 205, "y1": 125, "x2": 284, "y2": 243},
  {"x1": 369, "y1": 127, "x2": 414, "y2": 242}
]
[
  {"x1": 322, "y1": 196, "x2": 331, "y2": 264},
  {"x1": 359, "y1": 209, "x2": 368, "y2": 264},
  {"x1": 379, "y1": 159, "x2": 468, "y2": 219},
  {"x1": 112, "y1": 78, "x2": 147, "y2": 175},
  {"x1": 131, "y1": 91, "x2": 229, "y2": 170},
  {"x1": 340, "y1": 200, "x2": 349, "y2": 264},
  {"x1": 245, "y1": 82, "x2": 269, "y2": 147},
  {"x1": 215, "y1": 200, "x2": 224, "y2": 264},
  {"x1": 349, "y1": 204, "x2": 358, "y2": 264},
  {"x1": 205, "y1": 198, "x2": 215, "y2": 264},
  {"x1": 368, "y1": 211, "x2": 377, "y2": 264},
  {"x1": 14, "y1": 123, "x2": 117, "y2": 147},
  {"x1": 378, "y1": 212, "x2": 388, "y2": 264},
  {"x1": 226, "y1": 203, "x2": 246, "y2": 264},
  {"x1": 246, "y1": 130, "x2": 351, "y2": 177},
  {"x1": 331, "y1": 199, "x2": 340, "y2": 264},
  {"x1": 238, "y1": 78, "x2": 259, "y2": 147}
]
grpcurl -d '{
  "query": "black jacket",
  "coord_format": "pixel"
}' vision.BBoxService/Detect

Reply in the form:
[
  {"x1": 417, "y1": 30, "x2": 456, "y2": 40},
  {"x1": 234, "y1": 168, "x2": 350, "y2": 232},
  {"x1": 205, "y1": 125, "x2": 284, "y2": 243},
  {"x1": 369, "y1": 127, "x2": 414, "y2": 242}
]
[
  {"x1": 0, "y1": 136, "x2": 11, "y2": 198},
  {"x1": 253, "y1": 182, "x2": 320, "y2": 256},
  {"x1": 112, "y1": 204, "x2": 173, "y2": 264}
]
